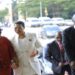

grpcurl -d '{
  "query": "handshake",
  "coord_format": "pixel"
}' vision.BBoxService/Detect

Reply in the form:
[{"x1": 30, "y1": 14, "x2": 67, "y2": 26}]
[{"x1": 59, "y1": 61, "x2": 75, "y2": 69}]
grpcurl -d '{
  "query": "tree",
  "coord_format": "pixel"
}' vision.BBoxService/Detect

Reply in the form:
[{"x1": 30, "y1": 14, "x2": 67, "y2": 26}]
[
  {"x1": 17, "y1": 0, "x2": 75, "y2": 19},
  {"x1": 0, "y1": 8, "x2": 8, "y2": 22},
  {"x1": 17, "y1": 0, "x2": 51, "y2": 17}
]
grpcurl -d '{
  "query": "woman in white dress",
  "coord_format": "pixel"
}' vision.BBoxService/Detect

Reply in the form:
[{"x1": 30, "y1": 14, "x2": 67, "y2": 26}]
[{"x1": 11, "y1": 21, "x2": 42, "y2": 75}]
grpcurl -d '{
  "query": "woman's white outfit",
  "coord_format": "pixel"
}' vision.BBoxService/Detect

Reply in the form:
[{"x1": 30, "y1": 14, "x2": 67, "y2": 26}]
[{"x1": 11, "y1": 33, "x2": 42, "y2": 75}]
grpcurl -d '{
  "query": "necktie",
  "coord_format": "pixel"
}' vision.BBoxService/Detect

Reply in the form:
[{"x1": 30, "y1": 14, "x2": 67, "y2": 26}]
[
  {"x1": 58, "y1": 41, "x2": 64, "y2": 62},
  {"x1": 58, "y1": 41, "x2": 64, "y2": 52}
]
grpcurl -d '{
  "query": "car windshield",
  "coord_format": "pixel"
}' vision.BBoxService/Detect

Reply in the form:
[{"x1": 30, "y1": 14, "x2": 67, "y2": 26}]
[
  {"x1": 43, "y1": 26, "x2": 60, "y2": 32},
  {"x1": 42, "y1": 26, "x2": 60, "y2": 39}
]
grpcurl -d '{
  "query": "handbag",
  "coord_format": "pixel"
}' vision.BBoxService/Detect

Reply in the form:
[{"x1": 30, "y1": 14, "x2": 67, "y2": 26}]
[{"x1": 52, "y1": 61, "x2": 62, "y2": 74}]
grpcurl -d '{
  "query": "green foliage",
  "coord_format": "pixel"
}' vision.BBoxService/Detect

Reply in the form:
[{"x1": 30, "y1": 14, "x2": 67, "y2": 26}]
[
  {"x1": 0, "y1": 8, "x2": 8, "y2": 22},
  {"x1": 0, "y1": 0, "x2": 71, "y2": 20},
  {"x1": 17, "y1": 0, "x2": 50, "y2": 17},
  {"x1": 17, "y1": 0, "x2": 75, "y2": 19}
]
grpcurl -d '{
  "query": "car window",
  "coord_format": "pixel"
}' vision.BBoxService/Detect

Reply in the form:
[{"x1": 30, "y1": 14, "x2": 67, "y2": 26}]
[
  {"x1": 43, "y1": 19, "x2": 51, "y2": 21},
  {"x1": 32, "y1": 20, "x2": 39, "y2": 22}
]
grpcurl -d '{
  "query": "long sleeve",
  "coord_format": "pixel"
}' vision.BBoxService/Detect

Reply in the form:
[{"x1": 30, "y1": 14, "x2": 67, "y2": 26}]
[
  {"x1": 2, "y1": 37, "x2": 17, "y2": 60},
  {"x1": 43, "y1": 44, "x2": 53, "y2": 63},
  {"x1": 35, "y1": 38, "x2": 42, "y2": 54},
  {"x1": 62, "y1": 27, "x2": 75, "y2": 61},
  {"x1": 62, "y1": 31, "x2": 70, "y2": 53},
  {"x1": 29, "y1": 33, "x2": 42, "y2": 55},
  {"x1": 5, "y1": 37, "x2": 19, "y2": 67}
]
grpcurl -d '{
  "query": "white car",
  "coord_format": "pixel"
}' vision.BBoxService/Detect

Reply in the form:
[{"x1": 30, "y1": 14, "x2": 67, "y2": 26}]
[
  {"x1": 39, "y1": 17, "x2": 51, "y2": 26},
  {"x1": 25, "y1": 17, "x2": 40, "y2": 27},
  {"x1": 50, "y1": 17, "x2": 65, "y2": 25},
  {"x1": 0, "y1": 22, "x2": 4, "y2": 27},
  {"x1": 64, "y1": 19, "x2": 74, "y2": 26},
  {"x1": 40, "y1": 25, "x2": 60, "y2": 38},
  {"x1": 37, "y1": 25, "x2": 60, "y2": 47}
]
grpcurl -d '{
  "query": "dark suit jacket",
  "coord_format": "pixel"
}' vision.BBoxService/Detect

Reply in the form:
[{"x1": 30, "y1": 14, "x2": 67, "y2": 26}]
[
  {"x1": 62, "y1": 26, "x2": 75, "y2": 61},
  {"x1": 45, "y1": 41, "x2": 63, "y2": 63},
  {"x1": 44, "y1": 41, "x2": 64, "y2": 73}
]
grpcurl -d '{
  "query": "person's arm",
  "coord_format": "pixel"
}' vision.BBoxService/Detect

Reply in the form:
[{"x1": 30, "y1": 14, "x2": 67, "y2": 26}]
[
  {"x1": 43, "y1": 44, "x2": 54, "y2": 63},
  {"x1": 62, "y1": 30, "x2": 71, "y2": 60},
  {"x1": 30, "y1": 34, "x2": 42, "y2": 57},
  {"x1": 7, "y1": 39, "x2": 19, "y2": 69}
]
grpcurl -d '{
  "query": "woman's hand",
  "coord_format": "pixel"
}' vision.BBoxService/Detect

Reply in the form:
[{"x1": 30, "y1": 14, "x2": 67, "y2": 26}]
[
  {"x1": 30, "y1": 50, "x2": 38, "y2": 57},
  {"x1": 11, "y1": 62, "x2": 19, "y2": 69},
  {"x1": 11, "y1": 60, "x2": 19, "y2": 69}
]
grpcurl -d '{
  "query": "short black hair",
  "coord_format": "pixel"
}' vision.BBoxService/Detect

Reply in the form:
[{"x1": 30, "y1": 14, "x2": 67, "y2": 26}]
[{"x1": 15, "y1": 21, "x2": 25, "y2": 28}]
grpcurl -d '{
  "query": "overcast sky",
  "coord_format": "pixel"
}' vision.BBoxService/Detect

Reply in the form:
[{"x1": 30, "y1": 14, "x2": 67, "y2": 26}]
[{"x1": 0, "y1": 0, "x2": 12, "y2": 10}]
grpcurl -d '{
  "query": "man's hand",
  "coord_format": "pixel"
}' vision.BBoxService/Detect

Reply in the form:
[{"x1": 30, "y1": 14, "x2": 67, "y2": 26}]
[
  {"x1": 59, "y1": 61, "x2": 70, "y2": 67},
  {"x1": 58, "y1": 62, "x2": 64, "y2": 67},
  {"x1": 70, "y1": 61, "x2": 75, "y2": 69},
  {"x1": 64, "y1": 61, "x2": 69, "y2": 65}
]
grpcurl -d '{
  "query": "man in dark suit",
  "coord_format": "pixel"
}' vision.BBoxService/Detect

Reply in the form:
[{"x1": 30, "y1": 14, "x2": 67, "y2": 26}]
[
  {"x1": 62, "y1": 14, "x2": 75, "y2": 75},
  {"x1": 44, "y1": 31, "x2": 71, "y2": 75}
]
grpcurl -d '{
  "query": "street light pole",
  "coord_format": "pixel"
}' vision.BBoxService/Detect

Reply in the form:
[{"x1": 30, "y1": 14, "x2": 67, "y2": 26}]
[
  {"x1": 45, "y1": 7, "x2": 48, "y2": 17},
  {"x1": 40, "y1": 1, "x2": 42, "y2": 17},
  {"x1": 12, "y1": 0, "x2": 18, "y2": 22},
  {"x1": 6, "y1": 0, "x2": 13, "y2": 23}
]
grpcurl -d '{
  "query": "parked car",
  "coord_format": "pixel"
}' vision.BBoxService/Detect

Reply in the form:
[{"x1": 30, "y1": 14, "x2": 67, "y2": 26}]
[
  {"x1": 39, "y1": 17, "x2": 51, "y2": 26},
  {"x1": 0, "y1": 22, "x2": 4, "y2": 27},
  {"x1": 64, "y1": 19, "x2": 74, "y2": 26},
  {"x1": 25, "y1": 17, "x2": 40, "y2": 27},
  {"x1": 37, "y1": 25, "x2": 60, "y2": 48},
  {"x1": 40, "y1": 25, "x2": 60, "y2": 39},
  {"x1": 50, "y1": 17, "x2": 65, "y2": 25}
]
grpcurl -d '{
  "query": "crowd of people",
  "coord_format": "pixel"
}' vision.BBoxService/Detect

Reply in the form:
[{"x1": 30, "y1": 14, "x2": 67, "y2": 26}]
[
  {"x1": 43, "y1": 14, "x2": 75, "y2": 75},
  {"x1": 0, "y1": 21, "x2": 42, "y2": 75},
  {"x1": 0, "y1": 14, "x2": 75, "y2": 75}
]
